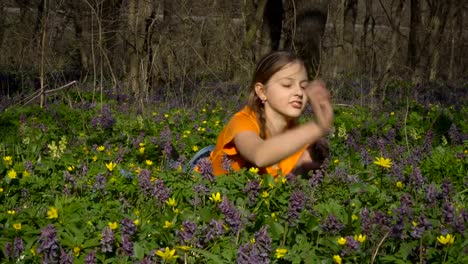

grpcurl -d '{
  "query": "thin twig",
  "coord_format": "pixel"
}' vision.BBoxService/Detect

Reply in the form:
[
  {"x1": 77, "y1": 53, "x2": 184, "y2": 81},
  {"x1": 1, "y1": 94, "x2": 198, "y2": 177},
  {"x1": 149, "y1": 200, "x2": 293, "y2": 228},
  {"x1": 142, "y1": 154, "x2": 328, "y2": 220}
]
[
  {"x1": 21, "y1": 81, "x2": 77, "y2": 107},
  {"x1": 371, "y1": 230, "x2": 390, "y2": 264}
]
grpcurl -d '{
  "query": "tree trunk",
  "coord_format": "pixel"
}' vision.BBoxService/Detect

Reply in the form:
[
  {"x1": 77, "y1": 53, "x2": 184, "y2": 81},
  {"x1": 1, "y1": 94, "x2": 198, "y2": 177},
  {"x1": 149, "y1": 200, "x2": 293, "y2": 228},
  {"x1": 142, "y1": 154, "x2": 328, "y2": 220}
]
[
  {"x1": 242, "y1": 0, "x2": 268, "y2": 62},
  {"x1": 127, "y1": 0, "x2": 140, "y2": 99},
  {"x1": 428, "y1": 1, "x2": 450, "y2": 81},
  {"x1": 381, "y1": 0, "x2": 405, "y2": 82},
  {"x1": 407, "y1": 0, "x2": 422, "y2": 82},
  {"x1": 361, "y1": 0, "x2": 376, "y2": 76},
  {"x1": 39, "y1": 0, "x2": 48, "y2": 108},
  {"x1": 333, "y1": 0, "x2": 345, "y2": 77}
]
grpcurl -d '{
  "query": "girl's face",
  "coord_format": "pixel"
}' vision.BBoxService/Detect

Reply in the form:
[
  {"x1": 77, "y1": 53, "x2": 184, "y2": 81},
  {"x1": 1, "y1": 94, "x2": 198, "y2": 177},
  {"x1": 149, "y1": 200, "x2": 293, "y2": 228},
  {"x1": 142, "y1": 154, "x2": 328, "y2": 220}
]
[{"x1": 256, "y1": 62, "x2": 308, "y2": 121}]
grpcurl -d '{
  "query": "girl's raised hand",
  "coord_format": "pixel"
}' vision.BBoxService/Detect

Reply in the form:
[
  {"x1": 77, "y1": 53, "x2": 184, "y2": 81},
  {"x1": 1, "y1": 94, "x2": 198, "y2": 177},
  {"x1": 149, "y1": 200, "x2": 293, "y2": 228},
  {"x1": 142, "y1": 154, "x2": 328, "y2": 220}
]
[{"x1": 306, "y1": 80, "x2": 333, "y2": 135}]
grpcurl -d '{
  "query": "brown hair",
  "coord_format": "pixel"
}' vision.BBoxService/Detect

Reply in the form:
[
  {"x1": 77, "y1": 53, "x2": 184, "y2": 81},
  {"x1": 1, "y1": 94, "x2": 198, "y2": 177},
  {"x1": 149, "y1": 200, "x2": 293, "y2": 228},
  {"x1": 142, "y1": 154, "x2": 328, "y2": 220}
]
[{"x1": 247, "y1": 51, "x2": 306, "y2": 139}]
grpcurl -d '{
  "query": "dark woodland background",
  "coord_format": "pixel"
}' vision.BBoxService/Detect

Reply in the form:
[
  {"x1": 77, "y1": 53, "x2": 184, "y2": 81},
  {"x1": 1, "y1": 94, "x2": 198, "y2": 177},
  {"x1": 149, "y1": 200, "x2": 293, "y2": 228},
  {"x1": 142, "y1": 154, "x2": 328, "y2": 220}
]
[{"x1": 0, "y1": 0, "x2": 467, "y2": 108}]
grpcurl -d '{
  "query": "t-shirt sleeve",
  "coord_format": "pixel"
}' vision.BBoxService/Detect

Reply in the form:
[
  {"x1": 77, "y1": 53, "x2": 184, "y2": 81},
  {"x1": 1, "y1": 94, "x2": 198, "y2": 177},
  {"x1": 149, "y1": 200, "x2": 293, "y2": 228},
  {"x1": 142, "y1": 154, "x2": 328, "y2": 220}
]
[{"x1": 221, "y1": 111, "x2": 259, "y2": 156}]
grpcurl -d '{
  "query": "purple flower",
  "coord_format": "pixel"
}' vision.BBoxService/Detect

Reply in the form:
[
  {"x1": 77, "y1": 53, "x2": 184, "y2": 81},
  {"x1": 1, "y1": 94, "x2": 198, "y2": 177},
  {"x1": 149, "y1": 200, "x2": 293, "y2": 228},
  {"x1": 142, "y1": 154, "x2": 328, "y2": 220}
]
[
  {"x1": 121, "y1": 235, "x2": 134, "y2": 256},
  {"x1": 91, "y1": 105, "x2": 115, "y2": 130},
  {"x1": 390, "y1": 215, "x2": 405, "y2": 239},
  {"x1": 152, "y1": 179, "x2": 171, "y2": 204},
  {"x1": 219, "y1": 196, "x2": 243, "y2": 235},
  {"x1": 398, "y1": 194, "x2": 414, "y2": 217},
  {"x1": 243, "y1": 180, "x2": 260, "y2": 205},
  {"x1": 101, "y1": 227, "x2": 115, "y2": 253},
  {"x1": 309, "y1": 169, "x2": 324, "y2": 188},
  {"x1": 411, "y1": 215, "x2": 432, "y2": 239},
  {"x1": 59, "y1": 248, "x2": 74, "y2": 264},
  {"x1": 37, "y1": 224, "x2": 60, "y2": 264},
  {"x1": 288, "y1": 190, "x2": 305, "y2": 226},
  {"x1": 341, "y1": 236, "x2": 360, "y2": 256},
  {"x1": 441, "y1": 180, "x2": 454, "y2": 199},
  {"x1": 85, "y1": 250, "x2": 96, "y2": 264},
  {"x1": 13, "y1": 237, "x2": 24, "y2": 258},
  {"x1": 5, "y1": 242, "x2": 12, "y2": 259},
  {"x1": 178, "y1": 220, "x2": 197, "y2": 244},
  {"x1": 121, "y1": 218, "x2": 137, "y2": 236},
  {"x1": 203, "y1": 219, "x2": 226, "y2": 243},
  {"x1": 24, "y1": 160, "x2": 34, "y2": 172},
  {"x1": 221, "y1": 154, "x2": 233, "y2": 173},
  {"x1": 425, "y1": 184, "x2": 439, "y2": 207},
  {"x1": 442, "y1": 201, "x2": 455, "y2": 225},
  {"x1": 408, "y1": 167, "x2": 425, "y2": 189},
  {"x1": 196, "y1": 158, "x2": 215, "y2": 182},
  {"x1": 138, "y1": 169, "x2": 152, "y2": 195},
  {"x1": 193, "y1": 184, "x2": 210, "y2": 196},
  {"x1": 93, "y1": 174, "x2": 107, "y2": 192},
  {"x1": 448, "y1": 124, "x2": 462, "y2": 144},
  {"x1": 236, "y1": 226, "x2": 271, "y2": 264},
  {"x1": 361, "y1": 208, "x2": 372, "y2": 232},
  {"x1": 320, "y1": 215, "x2": 344, "y2": 235}
]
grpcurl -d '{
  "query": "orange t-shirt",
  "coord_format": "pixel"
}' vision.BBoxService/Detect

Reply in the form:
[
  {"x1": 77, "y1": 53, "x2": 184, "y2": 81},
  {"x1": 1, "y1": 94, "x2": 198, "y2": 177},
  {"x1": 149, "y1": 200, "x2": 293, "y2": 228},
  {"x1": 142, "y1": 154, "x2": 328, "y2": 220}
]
[{"x1": 209, "y1": 106, "x2": 308, "y2": 177}]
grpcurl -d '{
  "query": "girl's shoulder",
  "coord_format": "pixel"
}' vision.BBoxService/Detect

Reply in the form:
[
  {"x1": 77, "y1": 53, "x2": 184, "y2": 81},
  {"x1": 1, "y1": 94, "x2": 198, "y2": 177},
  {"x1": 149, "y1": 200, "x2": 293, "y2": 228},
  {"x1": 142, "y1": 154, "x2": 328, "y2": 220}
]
[{"x1": 227, "y1": 105, "x2": 260, "y2": 133}]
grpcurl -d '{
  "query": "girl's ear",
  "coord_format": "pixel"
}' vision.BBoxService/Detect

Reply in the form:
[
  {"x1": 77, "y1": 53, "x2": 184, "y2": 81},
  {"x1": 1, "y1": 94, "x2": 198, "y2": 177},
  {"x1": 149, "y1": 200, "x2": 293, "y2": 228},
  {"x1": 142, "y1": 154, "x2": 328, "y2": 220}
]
[{"x1": 255, "y1": 82, "x2": 267, "y2": 101}]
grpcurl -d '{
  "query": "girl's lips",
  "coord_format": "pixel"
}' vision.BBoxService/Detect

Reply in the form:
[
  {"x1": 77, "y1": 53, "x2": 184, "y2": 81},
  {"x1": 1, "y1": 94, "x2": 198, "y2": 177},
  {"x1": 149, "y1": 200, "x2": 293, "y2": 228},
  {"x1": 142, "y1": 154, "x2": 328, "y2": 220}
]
[{"x1": 291, "y1": 101, "x2": 303, "y2": 109}]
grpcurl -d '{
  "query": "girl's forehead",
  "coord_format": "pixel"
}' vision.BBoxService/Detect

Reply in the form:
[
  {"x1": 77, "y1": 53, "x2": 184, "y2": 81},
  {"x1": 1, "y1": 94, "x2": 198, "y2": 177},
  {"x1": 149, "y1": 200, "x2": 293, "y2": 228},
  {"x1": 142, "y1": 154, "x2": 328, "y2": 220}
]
[{"x1": 272, "y1": 62, "x2": 307, "y2": 80}]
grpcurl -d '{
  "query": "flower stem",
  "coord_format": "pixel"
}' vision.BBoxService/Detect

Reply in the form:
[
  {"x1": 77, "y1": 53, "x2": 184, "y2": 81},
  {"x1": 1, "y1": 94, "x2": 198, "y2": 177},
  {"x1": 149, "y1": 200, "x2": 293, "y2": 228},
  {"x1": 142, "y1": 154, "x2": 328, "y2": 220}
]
[
  {"x1": 419, "y1": 237, "x2": 423, "y2": 264},
  {"x1": 442, "y1": 246, "x2": 448, "y2": 264},
  {"x1": 282, "y1": 222, "x2": 289, "y2": 246}
]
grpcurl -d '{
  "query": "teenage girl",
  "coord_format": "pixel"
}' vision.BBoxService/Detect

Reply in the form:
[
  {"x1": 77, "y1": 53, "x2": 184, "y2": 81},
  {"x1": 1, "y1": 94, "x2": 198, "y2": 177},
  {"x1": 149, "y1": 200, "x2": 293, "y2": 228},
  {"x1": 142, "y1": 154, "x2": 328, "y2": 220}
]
[{"x1": 209, "y1": 51, "x2": 333, "y2": 176}]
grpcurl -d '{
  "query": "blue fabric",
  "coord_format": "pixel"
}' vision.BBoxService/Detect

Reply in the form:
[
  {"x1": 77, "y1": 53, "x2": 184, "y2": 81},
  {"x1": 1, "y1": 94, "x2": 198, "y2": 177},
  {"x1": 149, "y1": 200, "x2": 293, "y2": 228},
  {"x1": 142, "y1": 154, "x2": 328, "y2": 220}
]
[{"x1": 186, "y1": 145, "x2": 215, "y2": 171}]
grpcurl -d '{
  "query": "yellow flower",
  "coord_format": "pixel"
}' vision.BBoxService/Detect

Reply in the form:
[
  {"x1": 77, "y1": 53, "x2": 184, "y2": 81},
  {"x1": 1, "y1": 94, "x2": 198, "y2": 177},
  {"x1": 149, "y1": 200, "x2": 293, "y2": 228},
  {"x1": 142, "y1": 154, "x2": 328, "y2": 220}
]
[
  {"x1": 23, "y1": 170, "x2": 30, "y2": 177},
  {"x1": 73, "y1": 246, "x2": 81, "y2": 256},
  {"x1": 0, "y1": 187, "x2": 3, "y2": 192},
  {"x1": 209, "y1": 192, "x2": 222, "y2": 203},
  {"x1": 249, "y1": 167, "x2": 259, "y2": 174},
  {"x1": 145, "y1": 160, "x2": 153, "y2": 166},
  {"x1": 139, "y1": 147, "x2": 145, "y2": 154},
  {"x1": 31, "y1": 246, "x2": 36, "y2": 256},
  {"x1": 173, "y1": 208, "x2": 180, "y2": 214},
  {"x1": 164, "y1": 114, "x2": 170, "y2": 118},
  {"x1": 271, "y1": 212, "x2": 277, "y2": 221},
  {"x1": 166, "y1": 197, "x2": 177, "y2": 207},
  {"x1": 351, "y1": 214, "x2": 358, "y2": 222},
  {"x1": 334, "y1": 159, "x2": 339, "y2": 164},
  {"x1": 105, "y1": 162, "x2": 116, "y2": 172},
  {"x1": 261, "y1": 191, "x2": 269, "y2": 198},
  {"x1": 133, "y1": 219, "x2": 140, "y2": 226},
  {"x1": 390, "y1": 112, "x2": 395, "y2": 116},
  {"x1": 250, "y1": 238, "x2": 256, "y2": 244},
  {"x1": 437, "y1": 234, "x2": 455, "y2": 245},
  {"x1": 139, "y1": 142, "x2": 145, "y2": 147},
  {"x1": 374, "y1": 157, "x2": 392, "y2": 168},
  {"x1": 3, "y1": 156, "x2": 13, "y2": 166},
  {"x1": 92, "y1": 155, "x2": 98, "y2": 162},
  {"x1": 354, "y1": 234, "x2": 366, "y2": 243},
  {"x1": 47, "y1": 207, "x2": 58, "y2": 219},
  {"x1": 108, "y1": 222, "x2": 118, "y2": 230},
  {"x1": 337, "y1": 237, "x2": 347, "y2": 245},
  {"x1": 97, "y1": 146, "x2": 105, "y2": 152},
  {"x1": 7, "y1": 210, "x2": 16, "y2": 215},
  {"x1": 192, "y1": 145, "x2": 199, "y2": 152},
  {"x1": 176, "y1": 245, "x2": 191, "y2": 251},
  {"x1": 156, "y1": 247, "x2": 179, "y2": 260},
  {"x1": 275, "y1": 248, "x2": 288, "y2": 259},
  {"x1": 67, "y1": 165, "x2": 75, "y2": 172},
  {"x1": 7, "y1": 169, "x2": 17, "y2": 179},
  {"x1": 13, "y1": 223, "x2": 22, "y2": 230},
  {"x1": 396, "y1": 181, "x2": 404, "y2": 189},
  {"x1": 163, "y1": 221, "x2": 173, "y2": 229},
  {"x1": 333, "y1": 255, "x2": 342, "y2": 264}
]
